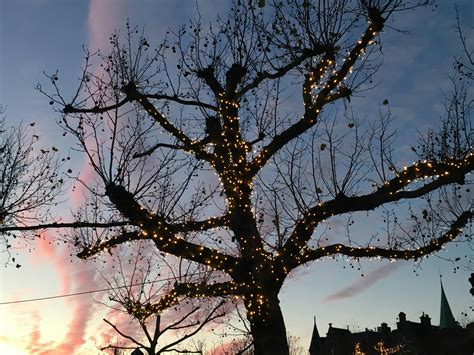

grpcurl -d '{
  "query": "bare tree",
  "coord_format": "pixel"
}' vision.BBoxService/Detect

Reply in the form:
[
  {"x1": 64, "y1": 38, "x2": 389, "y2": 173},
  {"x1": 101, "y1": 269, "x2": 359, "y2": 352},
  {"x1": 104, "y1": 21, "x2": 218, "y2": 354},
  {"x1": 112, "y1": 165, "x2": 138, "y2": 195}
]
[
  {"x1": 452, "y1": 4, "x2": 474, "y2": 273},
  {"x1": 5, "y1": 1, "x2": 471, "y2": 353},
  {"x1": 0, "y1": 106, "x2": 62, "y2": 265},
  {"x1": 99, "y1": 242, "x2": 226, "y2": 354},
  {"x1": 454, "y1": 4, "x2": 473, "y2": 81}
]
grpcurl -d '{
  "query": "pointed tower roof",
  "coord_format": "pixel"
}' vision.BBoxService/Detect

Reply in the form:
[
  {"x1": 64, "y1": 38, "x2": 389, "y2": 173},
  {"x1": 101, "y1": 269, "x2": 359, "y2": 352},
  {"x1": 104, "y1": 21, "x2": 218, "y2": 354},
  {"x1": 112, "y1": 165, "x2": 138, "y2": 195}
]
[
  {"x1": 439, "y1": 277, "x2": 457, "y2": 329},
  {"x1": 309, "y1": 316, "x2": 322, "y2": 354}
]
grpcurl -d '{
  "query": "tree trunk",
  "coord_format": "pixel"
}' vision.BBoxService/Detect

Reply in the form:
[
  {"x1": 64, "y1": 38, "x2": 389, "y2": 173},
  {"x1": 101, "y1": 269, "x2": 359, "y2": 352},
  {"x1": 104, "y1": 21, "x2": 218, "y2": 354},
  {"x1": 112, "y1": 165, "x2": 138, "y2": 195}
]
[{"x1": 247, "y1": 292, "x2": 289, "y2": 355}]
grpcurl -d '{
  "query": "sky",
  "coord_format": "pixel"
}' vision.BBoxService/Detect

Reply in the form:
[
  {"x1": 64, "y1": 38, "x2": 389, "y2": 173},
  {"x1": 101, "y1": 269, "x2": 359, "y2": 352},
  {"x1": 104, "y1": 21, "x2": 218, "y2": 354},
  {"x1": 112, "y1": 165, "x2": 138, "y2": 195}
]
[{"x1": 0, "y1": 0, "x2": 473, "y2": 354}]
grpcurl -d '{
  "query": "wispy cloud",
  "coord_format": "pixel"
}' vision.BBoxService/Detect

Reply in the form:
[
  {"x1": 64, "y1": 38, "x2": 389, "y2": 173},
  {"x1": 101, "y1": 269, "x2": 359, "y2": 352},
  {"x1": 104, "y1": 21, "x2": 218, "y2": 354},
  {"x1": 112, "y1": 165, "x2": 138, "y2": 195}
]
[
  {"x1": 24, "y1": 311, "x2": 54, "y2": 354},
  {"x1": 323, "y1": 263, "x2": 403, "y2": 302},
  {"x1": 51, "y1": 264, "x2": 99, "y2": 353},
  {"x1": 24, "y1": 234, "x2": 103, "y2": 353},
  {"x1": 34, "y1": 232, "x2": 72, "y2": 295},
  {"x1": 88, "y1": 0, "x2": 123, "y2": 52},
  {"x1": 28, "y1": 2, "x2": 126, "y2": 351}
]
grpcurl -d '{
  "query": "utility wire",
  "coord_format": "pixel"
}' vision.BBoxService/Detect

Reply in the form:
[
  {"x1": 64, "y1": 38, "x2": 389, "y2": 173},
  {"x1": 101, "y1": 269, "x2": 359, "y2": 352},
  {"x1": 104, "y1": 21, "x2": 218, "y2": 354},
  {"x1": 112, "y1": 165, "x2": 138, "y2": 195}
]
[
  {"x1": 0, "y1": 271, "x2": 216, "y2": 305},
  {"x1": 0, "y1": 278, "x2": 169, "y2": 305}
]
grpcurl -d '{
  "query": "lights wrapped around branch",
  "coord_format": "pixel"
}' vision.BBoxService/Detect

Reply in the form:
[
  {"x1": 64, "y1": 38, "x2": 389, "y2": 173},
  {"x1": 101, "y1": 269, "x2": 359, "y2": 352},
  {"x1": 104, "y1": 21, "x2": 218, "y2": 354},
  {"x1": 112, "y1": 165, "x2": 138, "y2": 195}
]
[
  {"x1": 278, "y1": 153, "x2": 473, "y2": 268},
  {"x1": 298, "y1": 210, "x2": 472, "y2": 264}
]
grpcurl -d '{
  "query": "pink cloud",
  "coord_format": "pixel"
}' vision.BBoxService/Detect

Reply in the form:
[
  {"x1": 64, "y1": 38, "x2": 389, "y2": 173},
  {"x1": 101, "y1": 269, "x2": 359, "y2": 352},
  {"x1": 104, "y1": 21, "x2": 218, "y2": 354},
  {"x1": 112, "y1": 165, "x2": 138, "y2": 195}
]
[
  {"x1": 23, "y1": 263, "x2": 104, "y2": 354},
  {"x1": 24, "y1": 232, "x2": 106, "y2": 353},
  {"x1": 55, "y1": 264, "x2": 100, "y2": 351},
  {"x1": 41, "y1": 2, "x2": 126, "y2": 349},
  {"x1": 67, "y1": 0, "x2": 125, "y2": 209},
  {"x1": 32, "y1": 232, "x2": 72, "y2": 295},
  {"x1": 28, "y1": 4, "x2": 127, "y2": 349},
  {"x1": 35, "y1": 232, "x2": 55, "y2": 259},
  {"x1": 68, "y1": 158, "x2": 97, "y2": 210},
  {"x1": 44, "y1": 302, "x2": 96, "y2": 354},
  {"x1": 323, "y1": 263, "x2": 403, "y2": 302},
  {"x1": 24, "y1": 312, "x2": 54, "y2": 354},
  {"x1": 8, "y1": 2, "x2": 127, "y2": 354},
  {"x1": 88, "y1": 0, "x2": 123, "y2": 52},
  {"x1": 26, "y1": 312, "x2": 40, "y2": 348}
]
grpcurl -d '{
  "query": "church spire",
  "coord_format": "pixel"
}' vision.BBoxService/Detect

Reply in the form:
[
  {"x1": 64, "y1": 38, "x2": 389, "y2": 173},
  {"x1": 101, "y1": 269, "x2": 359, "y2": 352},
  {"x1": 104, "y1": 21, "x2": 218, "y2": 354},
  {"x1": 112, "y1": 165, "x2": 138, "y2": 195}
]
[
  {"x1": 309, "y1": 316, "x2": 322, "y2": 355},
  {"x1": 439, "y1": 276, "x2": 457, "y2": 329}
]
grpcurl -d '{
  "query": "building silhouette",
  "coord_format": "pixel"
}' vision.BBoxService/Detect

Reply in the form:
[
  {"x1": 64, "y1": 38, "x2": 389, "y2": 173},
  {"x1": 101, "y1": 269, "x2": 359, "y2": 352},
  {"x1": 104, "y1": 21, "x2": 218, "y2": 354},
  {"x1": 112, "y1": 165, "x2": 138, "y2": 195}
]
[{"x1": 309, "y1": 279, "x2": 474, "y2": 354}]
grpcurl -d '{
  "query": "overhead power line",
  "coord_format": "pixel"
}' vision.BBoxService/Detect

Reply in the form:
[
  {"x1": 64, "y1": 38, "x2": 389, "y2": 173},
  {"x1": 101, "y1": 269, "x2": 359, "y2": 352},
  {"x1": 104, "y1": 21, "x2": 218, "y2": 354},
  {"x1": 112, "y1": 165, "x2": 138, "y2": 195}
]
[
  {"x1": 0, "y1": 271, "x2": 216, "y2": 305},
  {"x1": 1, "y1": 286, "x2": 120, "y2": 305}
]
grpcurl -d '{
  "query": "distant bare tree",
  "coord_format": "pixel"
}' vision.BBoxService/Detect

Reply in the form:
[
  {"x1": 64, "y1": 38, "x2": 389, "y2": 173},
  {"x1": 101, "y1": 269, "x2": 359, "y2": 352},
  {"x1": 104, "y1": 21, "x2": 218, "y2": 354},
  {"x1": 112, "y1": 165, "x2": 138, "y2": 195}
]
[
  {"x1": 99, "y1": 242, "x2": 226, "y2": 354},
  {"x1": 0, "y1": 106, "x2": 62, "y2": 265},
  {"x1": 287, "y1": 335, "x2": 307, "y2": 355}
]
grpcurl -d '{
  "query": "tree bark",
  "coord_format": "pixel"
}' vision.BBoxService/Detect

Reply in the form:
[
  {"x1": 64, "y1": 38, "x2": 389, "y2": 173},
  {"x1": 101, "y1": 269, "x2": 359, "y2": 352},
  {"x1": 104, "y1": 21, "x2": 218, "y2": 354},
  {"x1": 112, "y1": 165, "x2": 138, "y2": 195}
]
[{"x1": 247, "y1": 292, "x2": 289, "y2": 355}]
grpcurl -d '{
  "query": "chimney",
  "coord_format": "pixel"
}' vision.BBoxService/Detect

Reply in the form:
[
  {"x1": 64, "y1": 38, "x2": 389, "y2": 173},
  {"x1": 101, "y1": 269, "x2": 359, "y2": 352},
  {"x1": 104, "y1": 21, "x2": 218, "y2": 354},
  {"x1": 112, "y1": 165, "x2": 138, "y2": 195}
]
[
  {"x1": 398, "y1": 312, "x2": 406, "y2": 323},
  {"x1": 420, "y1": 312, "x2": 431, "y2": 327},
  {"x1": 377, "y1": 322, "x2": 390, "y2": 334}
]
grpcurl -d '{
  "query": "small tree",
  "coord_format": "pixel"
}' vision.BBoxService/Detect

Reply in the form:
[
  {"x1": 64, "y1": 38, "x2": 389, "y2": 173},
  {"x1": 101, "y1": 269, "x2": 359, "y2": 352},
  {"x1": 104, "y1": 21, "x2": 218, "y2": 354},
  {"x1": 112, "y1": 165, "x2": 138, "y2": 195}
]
[
  {"x1": 9, "y1": 1, "x2": 472, "y2": 353},
  {"x1": 99, "y1": 242, "x2": 226, "y2": 354}
]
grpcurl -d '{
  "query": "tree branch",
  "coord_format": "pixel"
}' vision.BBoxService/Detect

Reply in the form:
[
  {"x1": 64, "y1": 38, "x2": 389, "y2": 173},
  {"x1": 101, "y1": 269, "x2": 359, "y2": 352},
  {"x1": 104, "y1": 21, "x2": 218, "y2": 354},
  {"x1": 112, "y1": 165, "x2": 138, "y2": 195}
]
[
  {"x1": 136, "y1": 282, "x2": 238, "y2": 320},
  {"x1": 145, "y1": 93, "x2": 218, "y2": 111},
  {"x1": 298, "y1": 210, "x2": 472, "y2": 264},
  {"x1": 249, "y1": 15, "x2": 385, "y2": 176},
  {"x1": 196, "y1": 66, "x2": 224, "y2": 96},
  {"x1": 0, "y1": 220, "x2": 130, "y2": 233},
  {"x1": 162, "y1": 350, "x2": 202, "y2": 354},
  {"x1": 175, "y1": 215, "x2": 229, "y2": 234},
  {"x1": 76, "y1": 230, "x2": 141, "y2": 258},
  {"x1": 159, "y1": 300, "x2": 226, "y2": 353},
  {"x1": 237, "y1": 47, "x2": 326, "y2": 99},
  {"x1": 133, "y1": 142, "x2": 185, "y2": 158},
  {"x1": 159, "y1": 307, "x2": 200, "y2": 334},
  {"x1": 77, "y1": 183, "x2": 237, "y2": 272},
  {"x1": 62, "y1": 98, "x2": 129, "y2": 114},
  {"x1": 280, "y1": 154, "x2": 474, "y2": 267},
  {"x1": 121, "y1": 82, "x2": 214, "y2": 161},
  {"x1": 100, "y1": 344, "x2": 138, "y2": 351},
  {"x1": 102, "y1": 318, "x2": 146, "y2": 350}
]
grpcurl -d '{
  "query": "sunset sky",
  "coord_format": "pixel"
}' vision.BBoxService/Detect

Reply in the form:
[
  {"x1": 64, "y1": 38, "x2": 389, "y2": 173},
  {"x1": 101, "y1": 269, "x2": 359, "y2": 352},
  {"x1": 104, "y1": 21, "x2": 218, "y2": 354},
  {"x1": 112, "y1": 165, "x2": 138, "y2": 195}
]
[{"x1": 0, "y1": 0, "x2": 473, "y2": 354}]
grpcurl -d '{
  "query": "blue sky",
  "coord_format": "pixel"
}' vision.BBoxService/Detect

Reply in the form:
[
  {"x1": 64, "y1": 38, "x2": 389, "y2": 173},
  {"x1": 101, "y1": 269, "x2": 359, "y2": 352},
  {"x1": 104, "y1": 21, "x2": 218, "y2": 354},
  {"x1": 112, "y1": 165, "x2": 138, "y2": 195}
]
[{"x1": 0, "y1": 0, "x2": 473, "y2": 353}]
